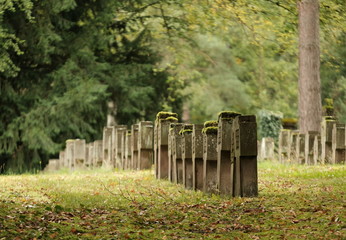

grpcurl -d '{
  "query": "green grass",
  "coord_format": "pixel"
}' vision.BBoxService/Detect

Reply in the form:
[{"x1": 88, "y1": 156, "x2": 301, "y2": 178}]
[{"x1": 0, "y1": 162, "x2": 345, "y2": 239}]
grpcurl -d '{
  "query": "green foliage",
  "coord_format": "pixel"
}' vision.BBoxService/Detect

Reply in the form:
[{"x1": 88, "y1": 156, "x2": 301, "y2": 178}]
[{"x1": 258, "y1": 110, "x2": 282, "y2": 140}]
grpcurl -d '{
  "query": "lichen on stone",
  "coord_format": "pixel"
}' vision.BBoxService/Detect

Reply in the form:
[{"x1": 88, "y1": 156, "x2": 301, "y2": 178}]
[
  {"x1": 204, "y1": 120, "x2": 218, "y2": 128},
  {"x1": 218, "y1": 111, "x2": 241, "y2": 120},
  {"x1": 202, "y1": 127, "x2": 218, "y2": 134}
]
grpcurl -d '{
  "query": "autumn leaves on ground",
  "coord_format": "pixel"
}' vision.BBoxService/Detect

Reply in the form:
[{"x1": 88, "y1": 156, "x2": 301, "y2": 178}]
[{"x1": 0, "y1": 162, "x2": 344, "y2": 240}]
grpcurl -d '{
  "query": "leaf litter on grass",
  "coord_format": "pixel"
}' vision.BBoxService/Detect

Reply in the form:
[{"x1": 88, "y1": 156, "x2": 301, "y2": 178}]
[{"x1": 0, "y1": 162, "x2": 345, "y2": 239}]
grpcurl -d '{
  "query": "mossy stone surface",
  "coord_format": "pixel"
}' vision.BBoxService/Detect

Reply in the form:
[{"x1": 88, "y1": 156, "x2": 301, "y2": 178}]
[
  {"x1": 156, "y1": 111, "x2": 178, "y2": 120},
  {"x1": 204, "y1": 120, "x2": 218, "y2": 128},
  {"x1": 202, "y1": 127, "x2": 218, "y2": 134},
  {"x1": 218, "y1": 111, "x2": 241, "y2": 120}
]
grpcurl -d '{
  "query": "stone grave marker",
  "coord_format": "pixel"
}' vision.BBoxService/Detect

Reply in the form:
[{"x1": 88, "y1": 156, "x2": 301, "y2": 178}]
[
  {"x1": 217, "y1": 111, "x2": 241, "y2": 195},
  {"x1": 156, "y1": 112, "x2": 178, "y2": 179},
  {"x1": 138, "y1": 121, "x2": 154, "y2": 170},
  {"x1": 202, "y1": 121, "x2": 218, "y2": 194},
  {"x1": 93, "y1": 140, "x2": 103, "y2": 167},
  {"x1": 182, "y1": 124, "x2": 194, "y2": 189},
  {"x1": 192, "y1": 124, "x2": 204, "y2": 191},
  {"x1": 332, "y1": 123, "x2": 346, "y2": 164},
  {"x1": 114, "y1": 125, "x2": 127, "y2": 169},
  {"x1": 125, "y1": 131, "x2": 132, "y2": 170},
  {"x1": 169, "y1": 123, "x2": 184, "y2": 183},
  {"x1": 131, "y1": 124, "x2": 139, "y2": 170},
  {"x1": 102, "y1": 127, "x2": 113, "y2": 168},
  {"x1": 321, "y1": 117, "x2": 336, "y2": 164},
  {"x1": 279, "y1": 129, "x2": 291, "y2": 163},
  {"x1": 65, "y1": 139, "x2": 75, "y2": 169},
  {"x1": 232, "y1": 115, "x2": 258, "y2": 197},
  {"x1": 305, "y1": 131, "x2": 319, "y2": 165}
]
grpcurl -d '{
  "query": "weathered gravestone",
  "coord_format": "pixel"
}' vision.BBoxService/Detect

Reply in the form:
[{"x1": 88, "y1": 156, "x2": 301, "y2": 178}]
[
  {"x1": 73, "y1": 139, "x2": 86, "y2": 169},
  {"x1": 138, "y1": 121, "x2": 154, "y2": 170},
  {"x1": 305, "y1": 131, "x2": 319, "y2": 165},
  {"x1": 321, "y1": 117, "x2": 336, "y2": 164},
  {"x1": 192, "y1": 124, "x2": 204, "y2": 191},
  {"x1": 169, "y1": 123, "x2": 184, "y2": 183},
  {"x1": 114, "y1": 125, "x2": 127, "y2": 169},
  {"x1": 93, "y1": 140, "x2": 103, "y2": 167},
  {"x1": 65, "y1": 139, "x2": 75, "y2": 169},
  {"x1": 279, "y1": 129, "x2": 291, "y2": 164},
  {"x1": 217, "y1": 111, "x2": 241, "y2": 195},
  {"x1": 125, "y1": 131, "x2": 132, "y2": 170},
  {"x1": 313, "y1": 135, "x2": 322, "y2": 165},
  {"x1": 131, "y1": 124, "x2": 139, "y2": 170},
  {"x1": 232, "y1": 115, "x2": 258, "y2": 197},
  {"x1": 259, "y1": 137, "x2": 275, "y2": 161},
  {"x1": 182, "y1": 124, "x2": 194, "y2": 189},
  {"x1": 155, "y1": 112, "x2": 178, "y2": 179},
  {"x1": 332, "y1": 123, "x2": 346, "y2": 164},
  {"x1": 102, "y1": 127, "x2": 113, "y2": 168},
  {"x1": 289, "y1": 131, "x2": 299, "y2": 164},
  {"x1": 59, "y1": 151, "x2": 65, "y2": 168},
  {"x1": 44, "y1": 159, "x2": 60, "y2": 172},
  {"x1": 202, "y1": 121, "x2": 218, "y2": 194},
  {"x1": 297, "y1": 133, "x2": 306, "y2": 164}
]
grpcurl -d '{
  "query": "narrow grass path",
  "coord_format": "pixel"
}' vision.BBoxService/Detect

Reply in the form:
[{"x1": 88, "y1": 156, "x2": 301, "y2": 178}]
[{"x1": 0, "y1": 162, "x2": 345, "y2": 239}]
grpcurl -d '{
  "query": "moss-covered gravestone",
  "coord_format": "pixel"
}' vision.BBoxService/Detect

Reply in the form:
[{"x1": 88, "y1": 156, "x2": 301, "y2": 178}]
[
  {"x1": 217, "y1": 111, "x2": 241, "y2": 195},
  {"x1": 59, "y1": 151, "x2": 65, "y2": 168},
  {"x1": 169, "y1": 123, "x2": 184, "y2": 183},
  {"x1": 181, "y1": 124, "x2": 194, "y2": 189},
  {"x1": 138, "y1": 121, "x2": 154, "y2": 170},
  {"x1": 232, "y1": 115, "x2": 258, "y2": 197},
  {"x1": 192, "y1": 124, "x2": 204, "y2": 191},
  {"x1": 297, "y1": 133, "x2": 306, "y2": 164},
  {"x1": 290, "y1": 131, "x2": 299, "y2": 163},
  {"x1": 155, "y1": 112, "x2": 178, "y2": 179},
  {"x1": 102, "y1": 127, "x2": 113, "y2": 168},
  {"x1": 202, "y1": 121, "x2": 218, "y2": 194}
]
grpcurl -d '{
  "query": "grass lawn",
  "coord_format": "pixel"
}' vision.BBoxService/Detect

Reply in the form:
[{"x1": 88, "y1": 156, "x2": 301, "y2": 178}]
[{"x1": 0, "y1": 161, "x2": 345, "y2": 239}]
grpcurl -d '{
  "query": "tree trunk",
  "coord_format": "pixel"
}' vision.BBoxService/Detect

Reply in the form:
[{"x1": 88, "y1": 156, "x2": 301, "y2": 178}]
[{"x1": 298, "y1": 0, "x2": 322, "y2": 134}]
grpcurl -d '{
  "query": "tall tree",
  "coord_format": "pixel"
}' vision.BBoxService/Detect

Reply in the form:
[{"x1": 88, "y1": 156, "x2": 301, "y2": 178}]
[{"x1": 298, "y1": 0, "x2": 322, "y2": 133}]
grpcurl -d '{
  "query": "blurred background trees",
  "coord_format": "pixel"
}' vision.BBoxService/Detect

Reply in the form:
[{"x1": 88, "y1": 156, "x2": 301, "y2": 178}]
[{"x1": 0, "y1": 0, "x2": 345, "y2": 172}]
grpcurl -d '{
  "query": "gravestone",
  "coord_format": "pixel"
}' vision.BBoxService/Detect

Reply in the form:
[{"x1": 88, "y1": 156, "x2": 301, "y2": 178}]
[
  {"x1": 44, "y1": 159, "x2": 60, "y2": 172},
  {"x1": 65, "y1": 139, "x2": 75, "y2": 169},
  {"x1": 332, "y1": 123, "x2": 346, "y2": 164},
  {"x1": 232, "y1": 115, "x2": 258, "y2": 197},
  {"x1": 114, "y1": 125, "x2": 127, "y2": 169},
  {"x1": 169, "y1": 123, "x2": 184, "y2": 183},
  {"x1": 154, "y1": 112, "x2": 178, "y2": 179},
  {"x1": 87, "y1": 143, "x2": 94, "y2": 168},
  {"x1": 202, "y1": 121, "x2": 218, "y2": 194},
  {"x1": 321, "y1": 118, "x2": 336, "y2": 164},
  {"x1": 279, "y1": 129, "x2": 291, "y2": 163},
  {"x1": 125, "y1": 132, "x2": 132, "y2": 170},
  {"x1": 73, "y1": 139, "x2": 86, "y2": 169},
  {"x1": 182, "y1": 124, "x2": 194, "y2": 189},
  {"x1": 289, "y1": 131, "x2": 300, "y2": 163},
  {"x1": 93, "y1": 140, "x2": 103, "y2": 167},
  {"x1": 297, "y1": 133, "x2": 306, "y2": 164},
  {"x1": 102, "y1": 127, "x2": 113, "y2": 168},
  {"x1": 313, "y1": 135, "x2": 322, "y2": 165},
  {"x1": 217, "y1": 111, "x2": 241, "y2": 195},
  {"x1": 59, "y1": 151, "x2": 65, "y2": 168},
  {"x1": 131, "y1": 124, "x2": 139, "y2": 170},
  {"x1": 192, "y1": 124, "x2": 204, "y2": 191},
  {"x1": 305, "y1": 131, "x2": 319, "y2": 165},
  {"x1": 156, "y1": 112, "x2": 178, "y2": 179},
  {"x1": 138, "y1": 121, "x2": 154, "y2": 170}
]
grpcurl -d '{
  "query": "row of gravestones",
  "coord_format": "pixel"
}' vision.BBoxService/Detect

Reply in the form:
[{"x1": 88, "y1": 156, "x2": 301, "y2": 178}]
[
  {"x1": 45, "y1": 121, "x2": 155, "y2": 172},
  {"x1": 278, "y1": 116, "x2": 346, "y2": 165},
  {"x1": 154, "y1": 111, "x2": 258, "y2": 197},
  {"x1": 44, "y1": 111, "x2": 259, "y2": 197}
]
